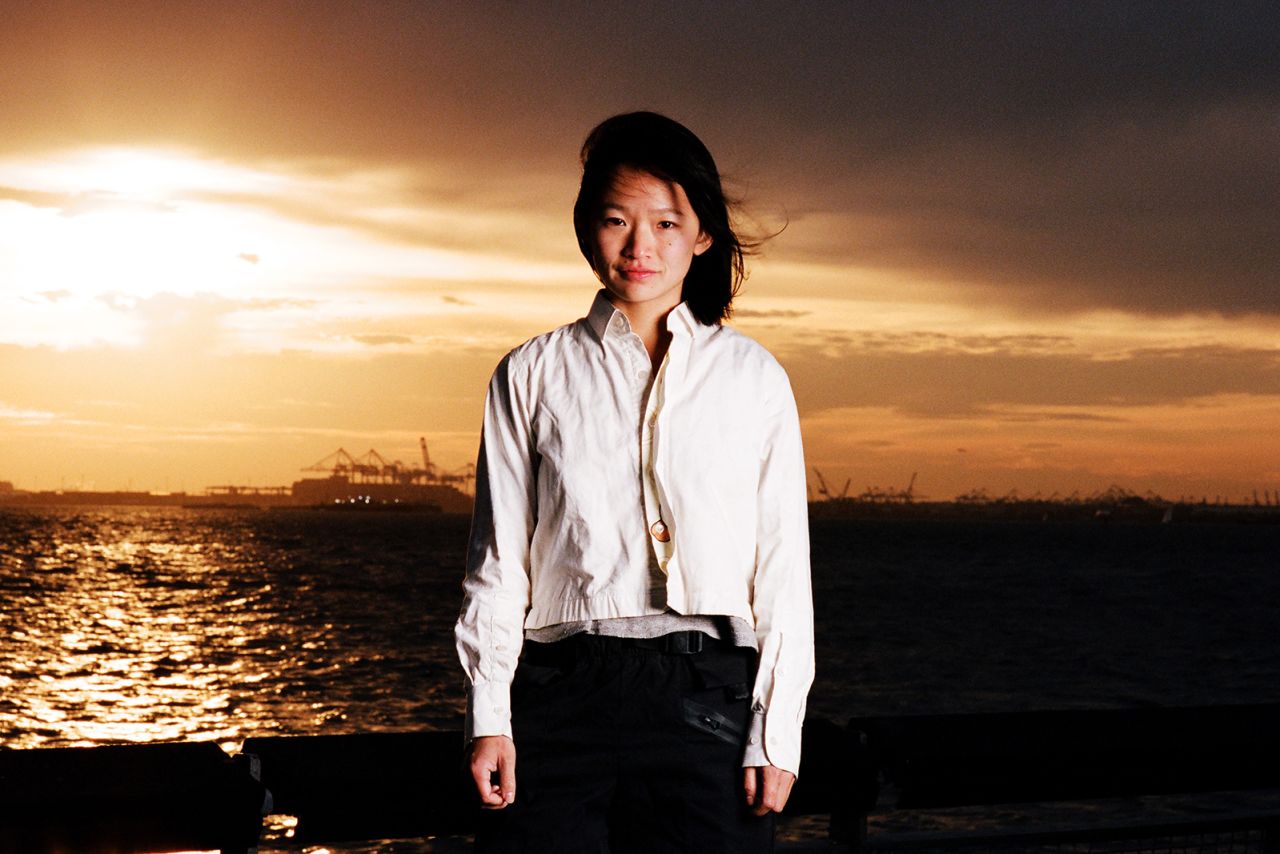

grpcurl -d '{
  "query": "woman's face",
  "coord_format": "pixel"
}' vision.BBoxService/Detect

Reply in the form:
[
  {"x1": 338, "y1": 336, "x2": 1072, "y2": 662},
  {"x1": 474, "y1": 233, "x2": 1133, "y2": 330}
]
[{"x1": 588, "y1": 166, "x2": 712, "y2": 316}]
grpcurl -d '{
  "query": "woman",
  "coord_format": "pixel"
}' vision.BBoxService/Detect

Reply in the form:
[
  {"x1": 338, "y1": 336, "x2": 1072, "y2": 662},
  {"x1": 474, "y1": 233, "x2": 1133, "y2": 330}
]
[{"x1": 456, "y1": 111, "x2": 813, "y2": 853}]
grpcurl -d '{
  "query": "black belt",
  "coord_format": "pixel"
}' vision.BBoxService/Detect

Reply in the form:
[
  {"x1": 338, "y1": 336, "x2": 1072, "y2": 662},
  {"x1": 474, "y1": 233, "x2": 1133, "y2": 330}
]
[
  {"x1": 626, "y1": 630, "x2": 707, "y2": 654},
  {"x1": 524, "y1": 630, "x2": 711, "y2": 664}
]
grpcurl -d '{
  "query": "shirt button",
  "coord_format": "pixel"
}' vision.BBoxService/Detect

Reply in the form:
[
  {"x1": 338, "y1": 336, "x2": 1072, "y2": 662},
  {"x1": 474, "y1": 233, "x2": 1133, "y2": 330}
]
[
  {"x1": 749, "y1": 736, "x2": 760, "y2": 745},
  {"x1": 649, "y1": 519, "x2": 671, "y2": 542},
  {"x1": 494, "y1": 644, "x2": 506, "y2": 651}
]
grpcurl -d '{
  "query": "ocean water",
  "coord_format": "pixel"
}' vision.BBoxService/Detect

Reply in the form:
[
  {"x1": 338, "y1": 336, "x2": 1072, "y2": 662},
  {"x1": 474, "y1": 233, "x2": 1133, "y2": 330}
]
[
  {"x1": 4, "y1": 506, "x2": 1280, "y2": 747},
  {"x1": 2, "y1": 507, "x2": 1279, "y2": 847},
  {"x1": 0, "y1": 507, "x2": 470, "y2": 750},
  {"x1": 808, "y1": 516, "x2": 1280, "y2": 719}
]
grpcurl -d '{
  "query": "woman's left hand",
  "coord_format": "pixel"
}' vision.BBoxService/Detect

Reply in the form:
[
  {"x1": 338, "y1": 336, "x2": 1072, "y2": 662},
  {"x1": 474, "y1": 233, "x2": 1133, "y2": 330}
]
[{"x1": 743, "y1": 764, "x2": 795, "y2": 815}]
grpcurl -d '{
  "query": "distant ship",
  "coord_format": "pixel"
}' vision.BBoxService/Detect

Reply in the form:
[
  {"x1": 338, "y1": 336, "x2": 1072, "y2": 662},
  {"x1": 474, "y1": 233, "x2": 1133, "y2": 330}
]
[{"x1": 216, "y1": 440, "x2": 474, "y2": 513}]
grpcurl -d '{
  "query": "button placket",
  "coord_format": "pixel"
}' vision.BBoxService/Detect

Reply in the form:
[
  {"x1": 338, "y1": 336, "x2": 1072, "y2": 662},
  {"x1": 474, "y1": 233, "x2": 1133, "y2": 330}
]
[
  {"x1": 641, "y1": 350, "x2": 673, "y2": 565},
  {"x1": 633, "y1": 343, "x2": 650, "y2": 383}
]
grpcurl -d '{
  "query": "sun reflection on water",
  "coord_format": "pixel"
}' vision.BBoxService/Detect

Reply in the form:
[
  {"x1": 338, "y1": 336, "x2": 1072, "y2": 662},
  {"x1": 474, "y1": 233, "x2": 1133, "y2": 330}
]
[{"x1": 0, "y1": 506, "x2": 469, "y2": 750}]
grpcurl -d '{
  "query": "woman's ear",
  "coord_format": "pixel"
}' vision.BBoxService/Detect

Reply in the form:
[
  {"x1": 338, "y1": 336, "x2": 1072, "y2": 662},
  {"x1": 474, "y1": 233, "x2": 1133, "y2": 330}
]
[{"x1": 694, "y1": 231, "x2": 713, "y2": 256}]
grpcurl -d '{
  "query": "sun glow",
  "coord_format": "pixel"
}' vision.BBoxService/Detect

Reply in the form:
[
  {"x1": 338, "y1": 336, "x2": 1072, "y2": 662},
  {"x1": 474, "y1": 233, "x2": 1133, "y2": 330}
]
[
  {"x1": 14, "y1": 200, "x2": 267, "y2": 298},
  {"x1": 0, "y1": 147, "x2": 577, "y2": 351},
  {"x1": 1, "y1": 148, "x2": 284, "y2": 303},
  {"x1": 4, "y1": 147, "x2": 265, "y2": 197}
]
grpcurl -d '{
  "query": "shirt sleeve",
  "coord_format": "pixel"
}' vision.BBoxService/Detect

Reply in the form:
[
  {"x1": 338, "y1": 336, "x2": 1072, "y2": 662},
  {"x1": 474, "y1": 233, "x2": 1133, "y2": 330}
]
[
  {"x1": 744, "y1": 362, "x2": 815, "y2": 776},
  {"x1": 455, "y1": 352, "x2": 536, "y2": 742}
]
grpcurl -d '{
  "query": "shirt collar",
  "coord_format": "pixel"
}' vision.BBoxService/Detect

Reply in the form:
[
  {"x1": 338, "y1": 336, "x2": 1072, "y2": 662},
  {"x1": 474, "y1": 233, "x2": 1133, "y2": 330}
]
[
  {"x1": 585, "y1": 289, "x2": 622, "y2": 342},
  {"x1": 584, "y1": 289, "x2": 714, "y2": 346},
  {"x1": 665, "y1": 300, "x2": 705, "y2": 339}
]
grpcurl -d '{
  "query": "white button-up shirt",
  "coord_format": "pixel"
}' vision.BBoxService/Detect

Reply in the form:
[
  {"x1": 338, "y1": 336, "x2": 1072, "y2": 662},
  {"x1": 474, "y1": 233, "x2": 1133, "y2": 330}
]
[{"x1": 455, "y1": 290, "x2": 814, "y2": 775}]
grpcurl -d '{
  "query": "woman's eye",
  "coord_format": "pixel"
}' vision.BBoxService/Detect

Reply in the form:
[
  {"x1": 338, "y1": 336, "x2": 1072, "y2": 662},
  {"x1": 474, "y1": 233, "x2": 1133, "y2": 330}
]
[
  {"x1": 603, "y1": 216, "x2": 625, "y2": 226},
  {"x1": 657, "y1": 220, "x2": 676, "y2": 229}
]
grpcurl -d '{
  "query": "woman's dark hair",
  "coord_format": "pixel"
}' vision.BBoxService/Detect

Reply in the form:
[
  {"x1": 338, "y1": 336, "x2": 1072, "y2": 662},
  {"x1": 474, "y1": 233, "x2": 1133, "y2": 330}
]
[{"x1": 573, "y1": 111, "x2": 750, "y2": 325}]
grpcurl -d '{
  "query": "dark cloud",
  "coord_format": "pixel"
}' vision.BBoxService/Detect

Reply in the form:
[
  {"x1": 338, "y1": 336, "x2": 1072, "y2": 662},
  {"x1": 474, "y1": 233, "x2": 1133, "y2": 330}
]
[
  {"x1": 832, "y1": 330, "x2": 1075, "y2": 355},
  {"x1": 2, "y1": 2, "x2": 1276, "y2": 316},
  {"x1": 7, "y1": 3, "x2": 1275, "y2": 155},
  {"x1": 734, "y1": 309, "x2": 812, "y2": 320},
  {"x1": 353, "y1": 334, "x2": 412, "y2": 346},
  {"x1": 791, "y1": 100, "x2": 1280, "y2": 316},
  {"x1": 187, "y1": 187, "x2": 573, "y2": 264},
  {"x1": 785, "y1": 337, "x2": 1280, "y2": 417},
  {"x1": 977, "y1": 408, "x2": 1127, "y2": 425}
]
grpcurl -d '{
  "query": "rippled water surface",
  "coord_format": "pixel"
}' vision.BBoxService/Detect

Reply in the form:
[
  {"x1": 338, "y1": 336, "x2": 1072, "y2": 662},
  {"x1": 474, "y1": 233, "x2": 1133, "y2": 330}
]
[
  {"x1": 1, "y1": 507, "x2": 469, "y2": 749},
  {"x1": 4, "y1": 507, "x2": 1279, "y2": 753}
]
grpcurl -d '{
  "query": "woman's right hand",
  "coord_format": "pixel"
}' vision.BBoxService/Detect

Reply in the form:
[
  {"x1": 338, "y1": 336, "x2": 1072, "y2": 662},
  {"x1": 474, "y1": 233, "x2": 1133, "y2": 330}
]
[{"x1": 468, "y1": 734, "x2": 517, "y2": 808}]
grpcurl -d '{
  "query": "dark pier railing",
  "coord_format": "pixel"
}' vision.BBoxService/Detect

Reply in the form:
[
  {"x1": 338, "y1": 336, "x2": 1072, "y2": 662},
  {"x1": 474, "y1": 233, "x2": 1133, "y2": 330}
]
[
  {"x1": 0, "y1": 740, "x2": 266, "y2": 853},
  {"x1": 2, "y1": 704, "x2": 1279, "y2": 853},
  {"x1": 847, "y1": 704, "x2": 1280, "y2": 852}
]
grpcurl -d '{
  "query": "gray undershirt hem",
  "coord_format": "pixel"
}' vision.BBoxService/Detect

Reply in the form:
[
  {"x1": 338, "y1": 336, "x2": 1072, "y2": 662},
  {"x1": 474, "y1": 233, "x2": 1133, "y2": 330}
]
[{"x1": 525, "y1": 611, "x2": 758, "y2": 650}]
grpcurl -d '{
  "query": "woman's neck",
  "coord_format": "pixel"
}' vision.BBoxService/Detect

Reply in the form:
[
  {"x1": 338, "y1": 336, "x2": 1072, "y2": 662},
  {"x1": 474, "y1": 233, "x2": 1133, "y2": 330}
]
[{"x1": 612, "y1": 298, "x2": 676, "y2": 369}]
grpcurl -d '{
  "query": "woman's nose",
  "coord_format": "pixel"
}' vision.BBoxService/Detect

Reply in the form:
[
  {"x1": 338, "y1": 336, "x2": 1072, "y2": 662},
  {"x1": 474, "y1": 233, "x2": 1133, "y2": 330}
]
[{"x1": 624, "y1": 227, "x2": 653, "y2": 256}]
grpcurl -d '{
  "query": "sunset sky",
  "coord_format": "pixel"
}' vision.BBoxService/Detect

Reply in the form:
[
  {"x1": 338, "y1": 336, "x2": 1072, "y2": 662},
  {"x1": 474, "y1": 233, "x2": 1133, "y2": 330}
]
[{"x1": 1, "y1": 2, "x2": 1277, "y2": 501}]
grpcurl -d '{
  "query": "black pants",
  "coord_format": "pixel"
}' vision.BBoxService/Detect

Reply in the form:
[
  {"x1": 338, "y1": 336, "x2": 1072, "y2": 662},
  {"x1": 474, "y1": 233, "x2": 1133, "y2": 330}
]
[{"x1": 475, "y1": 633, "x2": 775, "y2": 853}]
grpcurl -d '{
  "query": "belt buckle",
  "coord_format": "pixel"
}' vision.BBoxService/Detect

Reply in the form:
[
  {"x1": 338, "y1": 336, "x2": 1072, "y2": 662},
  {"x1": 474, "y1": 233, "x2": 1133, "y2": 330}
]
[{"x1": 669, "y1": 631, "x2": 703, "y2": 654}]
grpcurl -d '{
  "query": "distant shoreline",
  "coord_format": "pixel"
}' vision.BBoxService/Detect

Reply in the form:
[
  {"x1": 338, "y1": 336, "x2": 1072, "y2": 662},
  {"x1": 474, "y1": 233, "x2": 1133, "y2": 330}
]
[
  {"x1": 3, "y1": 489, "x2": 1278, "y2": 524},
  {"x1": 0, "y1": 472, "x2": 474, "y2": 514},
  {"x1": 810, "y1": 498, "x2": 1280, "y2": 525}
]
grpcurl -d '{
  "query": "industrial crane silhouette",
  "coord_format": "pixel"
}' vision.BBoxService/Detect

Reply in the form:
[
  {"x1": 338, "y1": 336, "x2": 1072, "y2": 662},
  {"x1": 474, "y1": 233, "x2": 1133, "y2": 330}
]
[
  {"x1": 303, "y1": 438, "x2": 475, "y2": 491},
  {"x1": 812, "y1": 469, "x2": 920, "y2": 503},
  {"x1": 813, "y1": 468, "x2": 852, "y2": 501}
]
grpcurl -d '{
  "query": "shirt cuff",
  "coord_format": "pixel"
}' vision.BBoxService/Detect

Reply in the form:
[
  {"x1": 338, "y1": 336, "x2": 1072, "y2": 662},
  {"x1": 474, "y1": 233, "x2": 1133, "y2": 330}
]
[
  {"x1": 741, "y1": 708, "x2": 768, "y2": 767},
  {"x1": 465, "y1": 679, "x2": 513, "y2": 742},
  {"x1": 742, "y1": 702, "x2": 803, "y2": 776}
]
